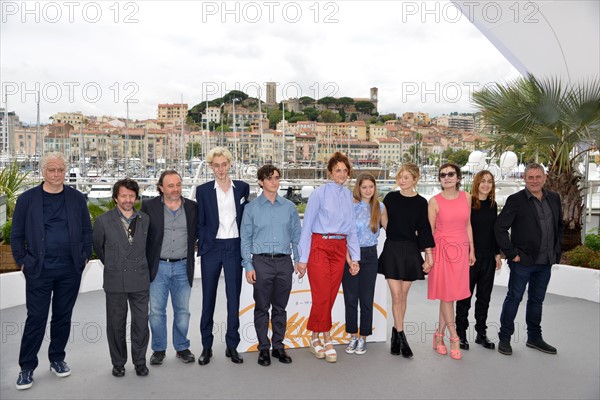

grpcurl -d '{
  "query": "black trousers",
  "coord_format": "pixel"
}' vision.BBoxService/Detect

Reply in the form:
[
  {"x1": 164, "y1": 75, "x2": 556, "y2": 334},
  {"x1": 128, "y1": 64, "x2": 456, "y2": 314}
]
[
  {"x1": 19, "y1": 267, "x2": 81, "y2": 371},
  {"x1": 342, "y1": 245, "x2": 378, "y2": 337},
  {"x1": 456, "y1": 252, "x2": 496, "y2": 338},
  {"x1": 105, "y1": 290, "x2": 149, "y2": 367},
  {"x1": 252, "y1": 254, "x2": 294, "y2": 351}
]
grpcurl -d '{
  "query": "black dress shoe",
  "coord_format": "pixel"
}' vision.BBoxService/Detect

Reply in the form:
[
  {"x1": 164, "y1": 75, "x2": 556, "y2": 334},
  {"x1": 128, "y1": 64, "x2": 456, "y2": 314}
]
[
  {"x1": 198, "y1": 348, "x2": 212, "y2": 366},
  {"x1": 271, "y1": 348, "x2": 292, "y2": 364},
  {"x1": 526, "y1": 339, "x2": 557, "y2": 354},
  {"x1": 112, "y1": 365, "x2": 125, "y2": 377},
  {"x1": 459, "y1": 338, "x2": 470, "y2": 350},
  {"x1": 150, "y1": 351, "x2": 166, "y2": 365},
  {"x1": 498, "y1": 341, "x2": 513, "y2": 355},
  {"x1": 225, "y1": 347, "x2": 244, "y2": 364},
  {"x1": 257, "y1": 350, "x2": 271, "y2": 366},
  {"x1": 176, "y1": 349, "x2": 196, "y2": 363},
  {"x1": 135, "y1": 364, "x2": 149, "y2": 376},
  {"x1": 475, "y1": 334, "x2": 495, "y2": 349}
]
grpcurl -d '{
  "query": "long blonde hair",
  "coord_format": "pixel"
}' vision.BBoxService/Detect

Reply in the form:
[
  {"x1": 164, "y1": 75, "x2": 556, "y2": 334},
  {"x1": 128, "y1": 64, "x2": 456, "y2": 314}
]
[{"x1": 353, "y1": 173, "x2": 381, "y2": 233}]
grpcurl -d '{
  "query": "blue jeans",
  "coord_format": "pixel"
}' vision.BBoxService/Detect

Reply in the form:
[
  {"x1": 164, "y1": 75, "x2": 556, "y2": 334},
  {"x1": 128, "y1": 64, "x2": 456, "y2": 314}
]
[
  {"x1": 499, "y1": 262, "x2": 552, "y2": 343},
  {"x1": 149, "y1": 260, "x2": 192, "y2": 352}
]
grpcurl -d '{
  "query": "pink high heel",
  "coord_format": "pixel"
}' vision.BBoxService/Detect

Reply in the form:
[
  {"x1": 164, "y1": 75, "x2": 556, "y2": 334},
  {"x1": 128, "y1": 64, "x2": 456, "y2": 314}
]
[
  {"x1": 449, "y1": 337, "x2": 462, "y2": 360},
  {"x1": 433, "y1": 332, "x2": 447, "y2": 355}
]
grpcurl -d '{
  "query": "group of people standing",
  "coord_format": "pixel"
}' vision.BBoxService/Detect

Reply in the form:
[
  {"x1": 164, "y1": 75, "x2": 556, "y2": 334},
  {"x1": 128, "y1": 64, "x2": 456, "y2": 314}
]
[
  {"x1": 10, "y1": 149, "x2": 563, "y2": 391},
  {"x1": 342, "y1": 161, "x2": 562, "y2": 361}
]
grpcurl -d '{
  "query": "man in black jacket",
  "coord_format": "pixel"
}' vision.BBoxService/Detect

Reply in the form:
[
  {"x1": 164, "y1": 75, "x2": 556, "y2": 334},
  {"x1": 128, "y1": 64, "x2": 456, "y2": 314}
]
[
  {"x1": 142, "y1": 170, "x2": 198, "y2": 366},
  {"x1": 495, "y1": 163, "x2": 564, "y2": 356}
]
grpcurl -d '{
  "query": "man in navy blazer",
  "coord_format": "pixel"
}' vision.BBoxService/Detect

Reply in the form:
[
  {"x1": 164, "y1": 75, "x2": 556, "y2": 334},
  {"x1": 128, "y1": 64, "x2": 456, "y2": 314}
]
[
  {"x1": 11, "y1": 152, "x2": 92, "y2": 390},
  {"x1": 196, "y1": 147, "x2": 249, "y2": 365},
  {"x1": 495, "y1": 163, "x2": 564, "y2": 356}
]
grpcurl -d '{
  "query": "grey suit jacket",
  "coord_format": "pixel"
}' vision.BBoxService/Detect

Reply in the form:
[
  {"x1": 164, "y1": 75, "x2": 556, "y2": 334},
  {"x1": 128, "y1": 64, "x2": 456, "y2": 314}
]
[{"x1": 92, "y1": 208, "x2": 150, "y2": 293}]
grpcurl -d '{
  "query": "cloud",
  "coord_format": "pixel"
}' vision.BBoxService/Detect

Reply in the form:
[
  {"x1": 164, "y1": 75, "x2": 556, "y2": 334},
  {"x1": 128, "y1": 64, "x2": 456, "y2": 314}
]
[{"x1": 1, "y1": 1, "x2": 519, "y2": 123}]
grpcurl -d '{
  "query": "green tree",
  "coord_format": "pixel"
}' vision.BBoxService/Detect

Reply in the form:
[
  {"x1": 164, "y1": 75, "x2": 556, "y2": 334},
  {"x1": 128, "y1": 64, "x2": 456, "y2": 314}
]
[
  {"x1": 338, "y1": 97, "x2": 355, "y2": 107},
  {"x1": 317, "y1": 97, "x2": 338, "y2": 107},
  {"x1": 355, "y1": 101, "x2": 375, "y2": 114},
  {"x1": 442, "y1": 149, "x2": 471, "y2": 167},
  {"x1": 320, "y1": 110, "x2": 340, "y2": 123},
  {"x1": 350, "y1": 113, "x2": 358, "y2": 122},
  {"x1": 303, "y1": 107, "x2": 319, "y2": 121},
  {"x1": 300, "y1": 96, "x2": 315, "y2": 106},
  {"x1": 267, "y1": 109, "x2": 282, "y2": 129},
  {"x1": 339, "y1": 109, "x2": 346, "y2": 122},
  {"x1": 186, "y1": 142, "x2": 202, "y2": 159},
  {"x1": 223, "y1": 90, "x2": 248, "y2": 103},
  {"x1": 473, "y1": 75, "x2": 600, "y2": 249},
  {"x1": 0, "y1": 163, "x2": 32, "y2": 217},
  {"x1": 289, "y1": 115, "x2": 308, "y2": 123}
]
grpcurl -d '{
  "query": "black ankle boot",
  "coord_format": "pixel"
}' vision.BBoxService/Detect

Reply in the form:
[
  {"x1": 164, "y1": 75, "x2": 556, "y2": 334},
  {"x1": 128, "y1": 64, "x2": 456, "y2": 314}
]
[
  {"x1": 398, "y1": 330, "x2": 414, "y2": 358},
  {"x1": 391, "y1": 327, "x2": 400, "y2": 355}
]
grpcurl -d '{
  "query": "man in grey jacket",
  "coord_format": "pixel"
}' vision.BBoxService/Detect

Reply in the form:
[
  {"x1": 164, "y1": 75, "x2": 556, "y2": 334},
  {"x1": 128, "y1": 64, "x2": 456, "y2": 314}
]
[{"x1": 93, "y1": 178, "x2": 150, "y2": 377}]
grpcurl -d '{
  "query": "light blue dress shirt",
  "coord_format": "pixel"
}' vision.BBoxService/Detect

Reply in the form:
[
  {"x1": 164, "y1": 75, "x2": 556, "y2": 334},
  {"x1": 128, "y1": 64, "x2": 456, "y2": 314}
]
[
  {"x1": 298, "y1": 181, "x2": 360, "y2": 263},
  {"x1": 240, "y1": 193, "x2": 301, "y2": 271}
]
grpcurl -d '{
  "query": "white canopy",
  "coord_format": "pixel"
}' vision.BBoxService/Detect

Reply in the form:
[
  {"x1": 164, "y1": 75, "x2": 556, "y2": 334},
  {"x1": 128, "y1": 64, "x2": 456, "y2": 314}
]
[{"x1": 452, "y1": 1, "x2": 600, "y2": 83}]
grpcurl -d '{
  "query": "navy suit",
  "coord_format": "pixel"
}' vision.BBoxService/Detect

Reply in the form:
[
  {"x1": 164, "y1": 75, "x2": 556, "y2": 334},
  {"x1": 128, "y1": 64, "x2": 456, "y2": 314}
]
[
  {"x1": 11, "y1": 183, "x2": 92, "y2": 371},
  {"x1": 196, "y1": 180, "x2": 249, "y2": 349}
]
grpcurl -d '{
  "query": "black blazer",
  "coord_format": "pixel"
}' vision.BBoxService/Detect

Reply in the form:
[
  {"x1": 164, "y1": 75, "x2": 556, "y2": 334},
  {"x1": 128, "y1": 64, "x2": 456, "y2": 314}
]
[
  {"x1": 494, "y1": 189, "x2": 564, "y2": 266},
  {"x1": 142, "y1": 196, "x2": 198, "y2": 286},
  {"x1": 196, "y1": 180, "x2": 249, "y2": 256},
  {"x1": 11, "y1": 183, "x2": 92, "y2": 279}
]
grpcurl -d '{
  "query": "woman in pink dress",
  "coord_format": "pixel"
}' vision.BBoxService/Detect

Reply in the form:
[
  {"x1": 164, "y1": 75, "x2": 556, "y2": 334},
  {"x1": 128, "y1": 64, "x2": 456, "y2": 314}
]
[{"x1": 427, "y1": 163, "x2": 475, "y2": 360}]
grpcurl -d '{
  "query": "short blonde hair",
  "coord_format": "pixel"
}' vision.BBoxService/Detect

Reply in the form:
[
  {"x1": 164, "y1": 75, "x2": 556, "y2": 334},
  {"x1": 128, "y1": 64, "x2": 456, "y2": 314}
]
[
  {"x1": 206, "y1": 147, "x2": 232, "y2": 163},
  {"x1": 396, "y1": 162, "x2": 420, "y2": 182},
  {"x1": 41, "y1": 151, "x2": 67, "y2": 170}
]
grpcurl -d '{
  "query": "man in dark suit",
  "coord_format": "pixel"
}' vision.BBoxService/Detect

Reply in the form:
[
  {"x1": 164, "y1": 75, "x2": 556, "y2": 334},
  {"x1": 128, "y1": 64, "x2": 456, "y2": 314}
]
[
  {"x1": 93, "y1": 179, "x2": 150, "y2": 377},
  {"x1": 196, "y1": 147, "x2": 249, "y2": 365},
  {"x1": 142, "y1": 170, "x2": 197, "y2": 366},
  {"x1": 495, "y1": 163, "x2": 564, "y2": 356},
  {"x1": 11, "y1": 152, "x2": 92, "y2": 390}
]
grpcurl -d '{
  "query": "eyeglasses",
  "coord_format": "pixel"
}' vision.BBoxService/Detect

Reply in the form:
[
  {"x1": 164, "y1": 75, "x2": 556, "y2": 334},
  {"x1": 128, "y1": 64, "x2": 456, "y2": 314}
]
[{"x1": 439, "y1": 172, "x2": 457, "y2": 178}]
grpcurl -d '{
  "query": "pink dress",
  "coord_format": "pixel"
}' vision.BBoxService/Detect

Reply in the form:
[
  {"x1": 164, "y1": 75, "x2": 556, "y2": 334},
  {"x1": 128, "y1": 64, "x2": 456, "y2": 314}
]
[{"x1": 427, "y1": 191, "x2": 471, "y2": 301}]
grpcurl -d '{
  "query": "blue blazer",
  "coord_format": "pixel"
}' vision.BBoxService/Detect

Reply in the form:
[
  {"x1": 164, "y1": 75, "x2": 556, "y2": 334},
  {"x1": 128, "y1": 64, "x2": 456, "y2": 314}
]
[
  {"x1": 196, "y1": 180, "x2": 249, "y2": 256},
  {"x1": 11, "y1": 183, "x2": 93, "y2": 279}
]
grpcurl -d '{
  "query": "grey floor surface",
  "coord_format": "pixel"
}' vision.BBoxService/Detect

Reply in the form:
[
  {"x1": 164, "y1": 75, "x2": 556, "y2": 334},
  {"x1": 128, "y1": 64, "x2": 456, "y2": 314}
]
[{"x1": 1, "y1": 277, "x2": 599, "y2": 400}]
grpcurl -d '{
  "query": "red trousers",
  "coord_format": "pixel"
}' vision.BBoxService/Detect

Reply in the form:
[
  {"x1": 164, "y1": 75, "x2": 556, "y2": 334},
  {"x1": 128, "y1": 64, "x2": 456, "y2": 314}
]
[{"x1": 307, "y1": 234, "x2": 347, "y2": 332}]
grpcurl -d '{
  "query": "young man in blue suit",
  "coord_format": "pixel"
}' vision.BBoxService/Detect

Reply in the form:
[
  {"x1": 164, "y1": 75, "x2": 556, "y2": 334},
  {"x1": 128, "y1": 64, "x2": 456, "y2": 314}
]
[
  {"x1": 495, "y1": 163, "x2": 564, "y2": 356},
  {"x1": 196, "y1": 147, "x2": 249, "y2": 365}
]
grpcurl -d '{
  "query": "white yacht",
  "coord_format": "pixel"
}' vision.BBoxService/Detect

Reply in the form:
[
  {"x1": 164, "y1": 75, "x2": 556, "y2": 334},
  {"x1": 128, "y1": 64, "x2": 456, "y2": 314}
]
[{"x1": 87, "y1": 184, "x2": 113, "y2": 205}]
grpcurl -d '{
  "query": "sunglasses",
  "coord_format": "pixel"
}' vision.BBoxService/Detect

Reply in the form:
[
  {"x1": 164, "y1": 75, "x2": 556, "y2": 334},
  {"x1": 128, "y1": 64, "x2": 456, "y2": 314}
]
[{"x1": 439, "y1": 172, "x2": 457, "y2": 178}]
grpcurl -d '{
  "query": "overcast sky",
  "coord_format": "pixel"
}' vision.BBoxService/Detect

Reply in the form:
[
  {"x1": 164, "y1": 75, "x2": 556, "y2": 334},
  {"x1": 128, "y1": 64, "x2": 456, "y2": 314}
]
[{"x1": 1, "y1": 0, "x2": 521, "y2": 124}]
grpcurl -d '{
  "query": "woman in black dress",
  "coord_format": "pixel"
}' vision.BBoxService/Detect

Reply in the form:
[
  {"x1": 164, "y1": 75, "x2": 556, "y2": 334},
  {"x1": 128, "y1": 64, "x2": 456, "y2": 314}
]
[
  {"x1": 455, "y1": 170, "x2": 502, "y2": 350},
  {"x1": 378, "y1": 163, "x2": 434, "y2": 358}
]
